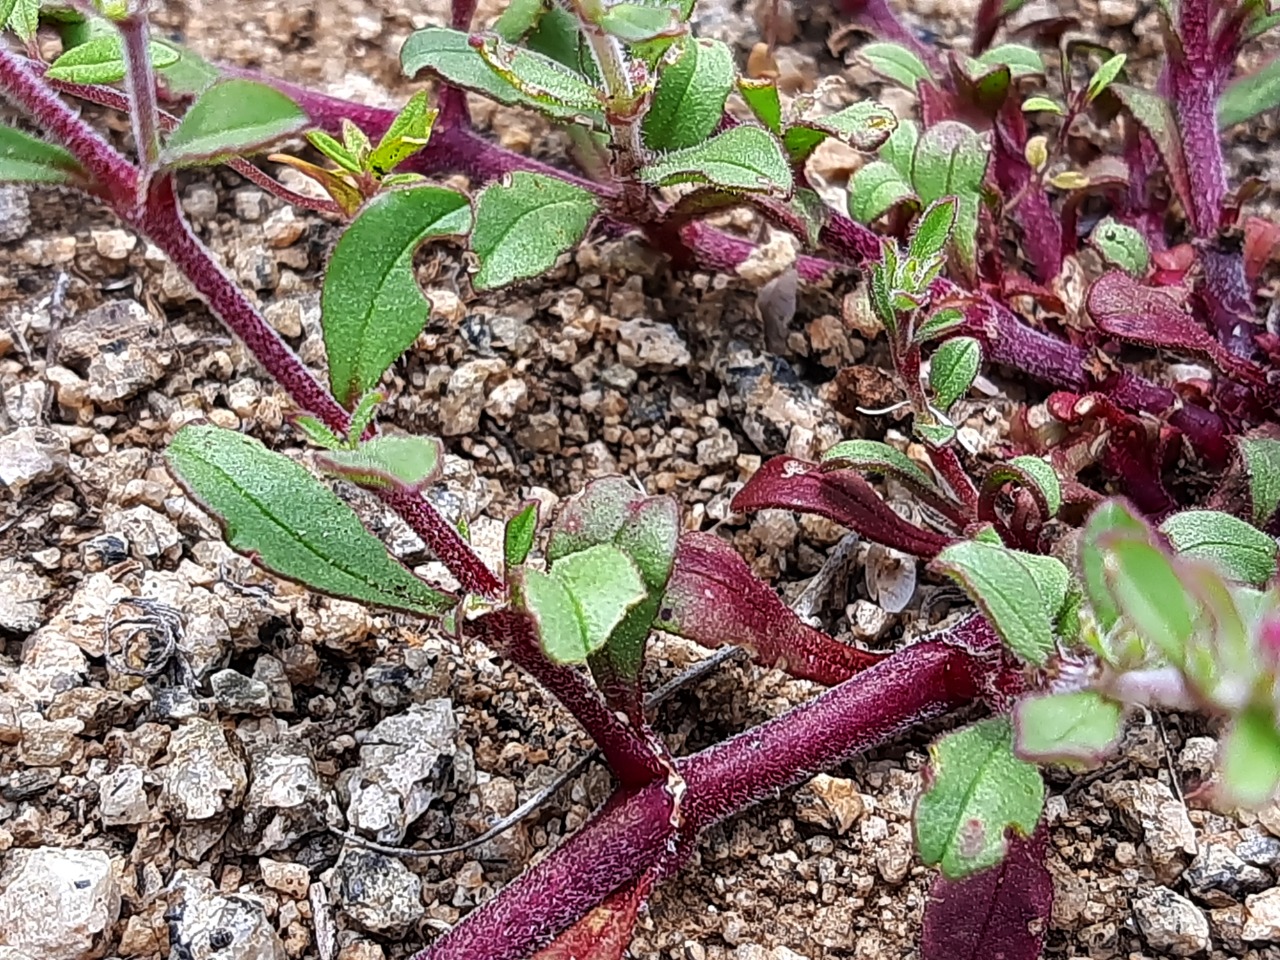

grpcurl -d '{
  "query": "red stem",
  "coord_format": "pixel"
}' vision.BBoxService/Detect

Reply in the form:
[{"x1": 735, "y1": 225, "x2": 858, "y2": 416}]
[
  {"x1": 120, "y1": 10, "x2": 162, "y2": 173},
  {"x1": 928, "y1": 445, "x2": 979, "y2": 514}
]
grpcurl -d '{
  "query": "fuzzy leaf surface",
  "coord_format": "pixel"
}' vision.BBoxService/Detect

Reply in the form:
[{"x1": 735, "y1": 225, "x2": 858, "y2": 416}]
[
  {"x1": 1090, "y1": 217, "x2": 1150, "y2": 276},
  {"x1": 1159, "y1": 510, "x2": 1279, "y2": 585},
  {"x1": 1014, "y1": 691, "x2": 1124, "y2": 766},
  {"x1": 315, "y1": 435, "x2": 443, "y2": 492},
  {"x1": 915, "y1": 718, "x2": 1045, "y2": 878},
  {"x1": 848, "y1": 160, "x2": 916, "y2": 223},
  {"x1": 1222, "y1": 707, "x2": 1280, "y2": 807},
  {"x1": 930, "y1": 337, "x2": 982, "y2": 411},
  {"x1": 821, "y1": 440, "x2": 941, "y2": 495},
  {"x1": 161, "y1": 80, "x2": 308, "y2": 167},
  {"x1": 640, "y1": 125, "x2": 792, "y2": 194},
  {"x1": 1220, "y1": 57, "x2": 1280, "y2": 128},
  {"x1": 471, "y1": 172, "x2": 598, "y2": 290},
  {"x1": 783, "y1": 100, "x2": 898, "y2": 161},
  {"x1": 642, "y1": 39, "x2": 734, "y2": 151},
  {"x1": 321, "y1": 187, "x2": 472, "y2": 405},
  {"x1": 0, "y1": 125, "x2": 82, "y2": 185},
  {"x1": 504, "y1": 502, "x2": 539, "y2": 569},
  {"x1": 859, "y1": 41, "x2": 932, "y2": 88},
  {"x1": 165, "y1": 425, "x2": 453, "y2": 614},
  {"x1": 1240, "y1": 438, "x2": 1280, "y2": 526},
  {"x1": 45, "y1": 34, "x2": 179, "y2": 85}
]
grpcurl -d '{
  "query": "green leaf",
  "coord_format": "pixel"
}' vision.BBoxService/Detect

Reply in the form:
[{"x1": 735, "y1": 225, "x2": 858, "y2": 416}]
[
  {"x1": 738, "y1": 77, "x2": 782, "y2": 135},
  {"x1": 45, "y1": 34, "x2": 180, "y2": 85},
  {"x1": 547, "y1": 477, "x2": 643, "y2": 562},
  {"x1": 915, "y1": 420, "x2": 957, "y2": 448},
  {"x1": 915, "y1": 307, "x2": 965, "y2": 343},
  {"x1": 316, "y1": 435, "x2": 443, "y2": 492},
  {"x1": 1240, "y1": 438, "x2": 1280, "y2": 525},
  {"x1": 156, "y1": 42, "x2": 222, "y2": 98},
  {"x1": 165, "y1": 424, "x2": 454, "y2": 615},
  {"x1": 915, "y1": 718, "x2": 1045, "y2": 879},
  {"x1": 309, "y1": 130, "x2": 363, "y2": 174},
  {"x1": 1102, "y1": 534, "x2": 1197, "y2": 664},
  {"x1": 598, "y1": 2, "x2": 682, "y2": 41},
  {"x1": 848, "y1": 160, "x2": 917, "y2": 224},
  {"x1": 346, "y1": 391, "x2": 384, "y2": 446},
  {"x1": 1221, "y1": 707, "x2": 1280, "y2": 807},
  {"x1": 929, "y1": 336, "x2": 981, "y2": 411},
  {"x1": 613, "y1": 496, "x2": 680, "y2": 592},
  {"x1": 859, "y1": 41, "x2": 932, "y2": 89},
  {"x1": 521, "y1": 566, "x2": 588, "y2": 663},
  {"x1": 1159, "y1": 510, "x2": 1279, "y2": 586},
  {"x1": 471, "y1": 171, "x2": 598, "y2": 291},
  {"x1": 783, "y1": 100, "x2": 898, "y2": 162},
  {"x1": 640, "y1": 125, "x2": 793, "y2": 194},
  {"x1": 549, "y1": 543, "x2": 649, "y2": 662},
  {"x1": 821, "y1": 439, "x2": 941, "y2": 493},
  {"x1": 1085, "y1": 52, "x2": 1127, "y2": 103},
  {"x1": 1079, "y1": 499, "x2": 1150, "y2": 633},
  {"x1": 1090, "y1": 217, "x2": 1150, "y2": 276},
  {"x1": 495, "y1": 0, "x2": 550, "y2": 42},
  {"x1": 504, "y1": 502, "x2": 540, "y2": 569},
  {"x1": 934, "y1": 540, "x2": 1068, "y2": 665},
  {"x1": 321, "y1": 186, "x2": 472, "y2": 405},
  {"x1": 1013, "y1": 691, "x2": 1124, "y2": 767},
  {"x1": 642, "y1": 39, "x2": 734, "y2": 151},
  {"x1": 474, "y1": 34, "x2": 600, "y2": 113},
  {"x1": 976, "y1": 43, "x2": 1045, "y2": 78},
  {"x1": 1022, "y1": 95, "x2": 1065, "y2": 114},
  {"x1": 1220, "y1": 57, "x2": 1280, "y2": 128},
  {"x1": 293, "y1": 415, "x2": 344, "y2": 450},
  {"x1": 4, "y1": 0, "x2": 38, "y2": 42},
  {"x1": 1009, "y1": 455, "x2": 1062, "y2": 517},
  {"x1": 0, "y1": 124, "x2": 83, "y2": 185},
  {"x1": 401, "y1": 27, "x2": 601, "y2": 126},
  {"x1": 880, "y1": 117, "x2": 919, "y2": 180},
  {"x1": 910, "y1": 122, "x2": 989, "y2": 278},
  {"x1": 909, "y1": 198, "x2": 957, "y2": 261},
  {"x1": 368, "y1": 91, "x2": 437, "y2": 178},
  {"x1": 161, "y1": 79, "x2": 308, "y2": 167}
]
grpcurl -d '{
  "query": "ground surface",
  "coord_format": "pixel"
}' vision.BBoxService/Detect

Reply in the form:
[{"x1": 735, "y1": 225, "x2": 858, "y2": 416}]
[{"x1": 3, "y1": 1, "x2": 1280, "y2": 959}]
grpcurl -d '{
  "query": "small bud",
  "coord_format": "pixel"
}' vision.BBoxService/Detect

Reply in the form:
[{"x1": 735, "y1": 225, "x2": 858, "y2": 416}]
[
  {"x1": 1024, "y1": 135, "x2": 1049, "y2": 172},
  {"x1": 1048, "y1": 170, "x2": 1090, "y2": 191}
]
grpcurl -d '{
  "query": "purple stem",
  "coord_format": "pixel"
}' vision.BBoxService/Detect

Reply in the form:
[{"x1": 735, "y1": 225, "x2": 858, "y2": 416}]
[
  {"x1": 417, "y1": 620, "x2": 994, "y2": 960},
  {"x1": 466, "y1": 611, "x2": 666, "y2": 788}
]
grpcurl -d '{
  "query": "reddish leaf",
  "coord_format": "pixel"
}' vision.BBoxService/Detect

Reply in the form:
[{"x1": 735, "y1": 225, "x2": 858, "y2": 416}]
[
  {"x1": 1109, "y1": 85, "x2": 1195, "y2": 233},
  {"x1": 921, "y1": 827, "x2": 1053, "y2": 960},
  {"x1": 992, "y1": 100, "x2": 1062, "y2": 281},
  {"x1": 531, "y1": 872, "x2": 652, "y2": 960},
  {"x1": 1244, "y1": 215, "x2": 1280, "y2": 283},
  {"x1": 657, "y1": 532, "x2": 884, "y2": 686},
  {"x1": 733, "y1": 456, "x2": 956, "y2": 558}
]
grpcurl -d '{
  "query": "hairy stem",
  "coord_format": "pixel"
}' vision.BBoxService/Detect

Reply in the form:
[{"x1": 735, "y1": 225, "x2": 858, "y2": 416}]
[
  {"x1": 417, "y1": 618, "x2": 994, "y2": 960},
  {"x1": 466, "y1": 611, "x2": 666, "y2": 787},
  {"x1": 120, "y1": 8, "x2": 162, "y2": 173}
]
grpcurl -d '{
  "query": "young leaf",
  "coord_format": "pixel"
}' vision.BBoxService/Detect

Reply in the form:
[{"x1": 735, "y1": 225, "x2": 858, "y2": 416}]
[
  {"x1": 1221, "y1": 707, "x2": 1280, "y2": 807},
  {"x1": 1079, "y1": 499, "x2": 1150, "y2": 632},
  {"x1": 859, "y1": 41, "x2": 933, "y2": 89},
  {"x1": 1219, "y1": 57, "x2": 1280, "y2": 128},
  {"x1": 1101, "y1": 534, "x2": 1197, "y2": 664},
  {"x1": 316, "y1": 435, "x2": 443, "y2": 492},
  {"x1": 783, "y1": 100, "x2": 898, "y2": 162},
  {"x1": 639, "y1": 125, "x2": 793, "y2": 195},
  {"x1": 293, "y1": 415, "x2": 344, "y2": 450},
  {"x1": 495, "y1": 0, "x2": 550, "y2": 42},
  {"x1": 910, "y1": 122, "x2": 989, "y2": 277},
  {"x1": 821, "y1": 440, "x2": 941, "y2": 494},
  {"x1": 642, "y1": 39, "x2": 734, "y2": 151},
  {"x1": 910, "y1": 198, "x2": 957, "y2": 261},
  {"x1": 0, "y1": 125, "x2": 83, "y2": 185},
  {"x1": 915, "y1": 420, "x2": 958, "y2": 448},
  {"x1": 520, "y1": 566, "x2": 588, "y2": 663},
  {"x1": 1085, "y1": 52, "x2": 1127, "y2": 103},
  {"x1": 1013, "y1": 691, "x2": 1125, "y2": 766},
  {"x1": 982, "y1": 456, "x2": 1062, "y2": 520},
  {"x1": 155, "y1": 43, "x2": 222, "y2": 98},
  {"x1": 929, "y1": 337, "x2": 982, "y2": 411},
  {"x1": 45, "y1": 35, "x2": 179, "y2": 85},
  {"x1": 1090, "y1": 217, "x2": 1150, "y2": 276},
  {"x1": 598, "y1": 2, "x2": 682, "y2": 42},
  {"x1": 848, "y1": 161, "x2": 917, "y2": 224},
  {"x1": 552, "y1": 544, "x2": 648, "y2": 654},
  {"x1": 1240, "y1": 438, "x2": 1280, "y2": 525},
  {"x1": 546, "y1": 476, "x2": 643, "y2": 563},
  {"x1": 471, "y1": 172, "x2": 599, "y2": 290},
  {"x1": 504, "y1": 502, "x2": 540, "y2": 570},
  {"x1": 737, "y1": 77, "x2": 783, "y2": 134},
  {"x1": 321, "y1": 186, "x2": 472, "y2": 405},
  {"x1": 880, "y1": 118, "x2": 919, "y2": 181},
  {"x1": 915, "y1": 718, "x2": 1046, "y2": 879},
  {"x1": 309, "y1": 130, "x2": 363, "y2": 174},
  {"x1": 915, "y1": 307, "x2": 965, "y2": 343},
  {"x1": 976, "y1": 44, "x2": 1045, "y2": 78},
  {"x1": 1158, "y1": 510, "x2": 1279, "y2": 585},
  {"x1": 160, "y1": 79, "x2": 308, "y2": 167},
  {"x1": 921, "y1": 829, "x2": 1053, "y2": 960},
  {"x1": 165, "y1": 425, "x2": 454, "y2": 615},
  {"x1": 933, "y1": 540, "x2": 1067, "y2": 665},
  {"x1": 1022, "y1": 95, "x2": 1065, "y2": 114},
  {"x1": 367, "y1": 91, "x2": 437, "y2": 178},
  {"x1": 346, "y1": 391, "x2": 383, "y2": 446},
  {"x1": 3, "y1": 0, "x2": 38, "y2": 42},
  {"x1": 1108, "y1": 85, "x2": 1192, "y2": 224}
]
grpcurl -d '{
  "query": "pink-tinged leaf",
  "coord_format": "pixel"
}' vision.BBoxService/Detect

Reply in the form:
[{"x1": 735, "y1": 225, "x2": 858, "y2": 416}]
[
  {"x1": 733, "y1": 457, "x2": 956, "y2": 559},
  {"x1": 656, "y1": 532, "x2": 884, "y2": 686},
  {"x1": 531, "y1": 872, "x2": 652, "y2": 960},
  {"x1": 1244, "y1": 215, "x2": 1280, "y2": 282},
  {"x1": 992, "y1": 99, "x2": 1063, "y2": 281},
  {"x1": 1109, "y1": 84, "x2": 1194, "y2": 232},
  {"x1": 921, "y1": 827, "x2": 1053, "y2": 960}
]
